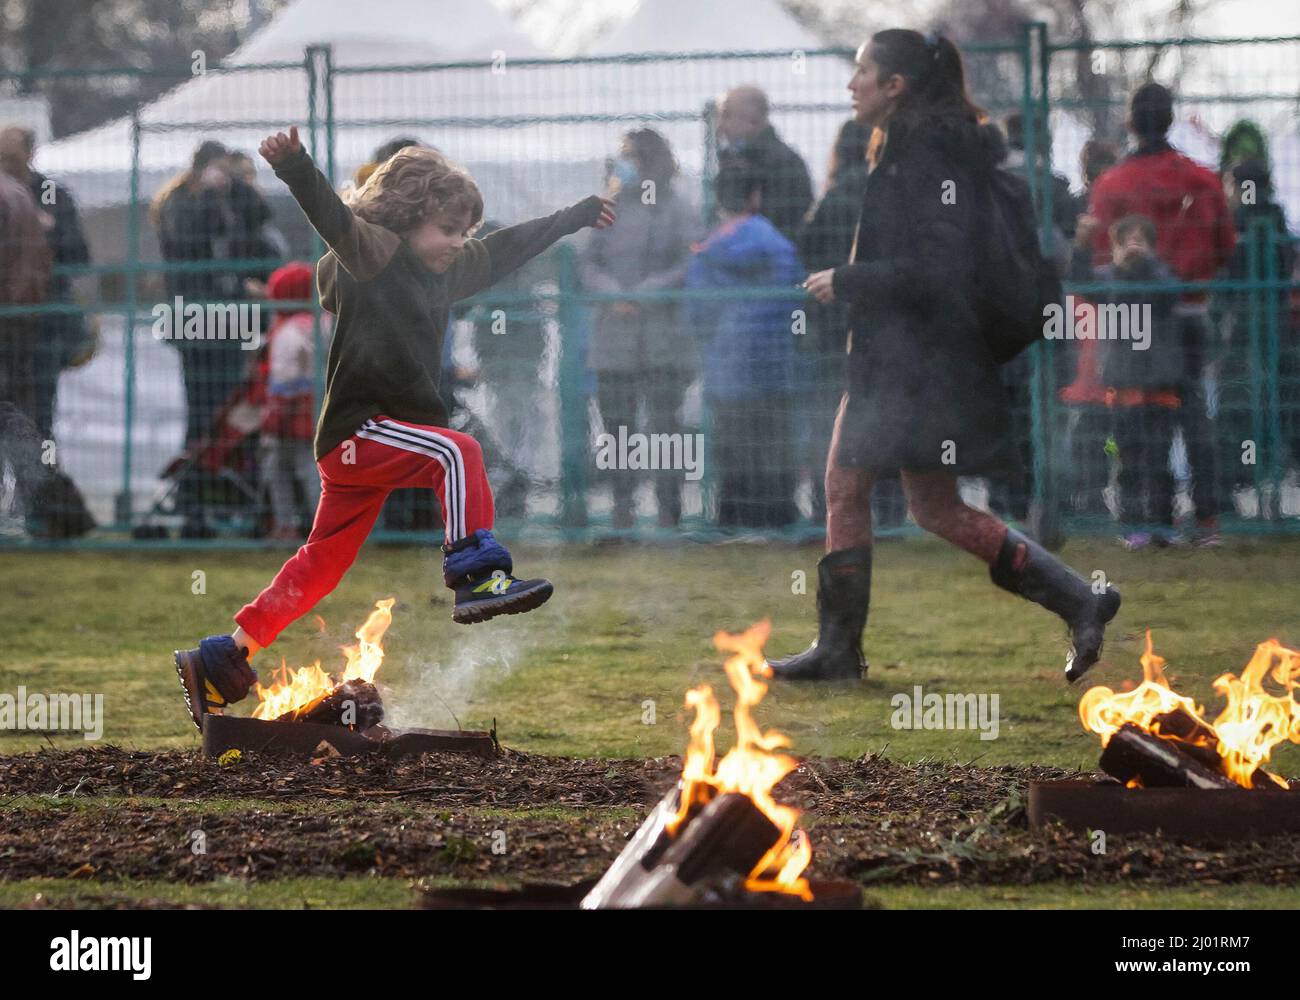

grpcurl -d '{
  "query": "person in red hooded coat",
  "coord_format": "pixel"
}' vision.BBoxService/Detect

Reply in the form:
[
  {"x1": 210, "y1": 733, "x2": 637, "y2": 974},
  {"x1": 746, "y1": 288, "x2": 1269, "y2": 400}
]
[{"x1": 1085, "y1": 83, "x2": 1235, "y2": 542}]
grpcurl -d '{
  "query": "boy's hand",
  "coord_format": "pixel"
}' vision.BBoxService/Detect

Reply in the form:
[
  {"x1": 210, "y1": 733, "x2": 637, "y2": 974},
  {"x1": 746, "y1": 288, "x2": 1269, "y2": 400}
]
[
  {"x1": 259, "y1": 126, "x2": 303, "y2": 167},
  {"x1": 593, "y1": 196, "x2": 616, "y2": 229}
]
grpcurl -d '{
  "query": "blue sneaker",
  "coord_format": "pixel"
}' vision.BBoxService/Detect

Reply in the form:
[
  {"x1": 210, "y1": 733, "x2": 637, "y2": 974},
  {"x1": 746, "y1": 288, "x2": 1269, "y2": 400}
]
[
  {"x1": 443, "y1": 529, "x2": 553, "y2": 624},
  {"x1": 173, "y1": 636, "x2": 257, "y2": 730}
]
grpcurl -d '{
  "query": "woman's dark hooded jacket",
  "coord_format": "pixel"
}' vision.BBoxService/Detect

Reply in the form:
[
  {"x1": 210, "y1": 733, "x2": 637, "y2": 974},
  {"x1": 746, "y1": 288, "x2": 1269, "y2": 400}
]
[{"x1": 830, "y1": 114, "x2": 1016, "y2": 475}]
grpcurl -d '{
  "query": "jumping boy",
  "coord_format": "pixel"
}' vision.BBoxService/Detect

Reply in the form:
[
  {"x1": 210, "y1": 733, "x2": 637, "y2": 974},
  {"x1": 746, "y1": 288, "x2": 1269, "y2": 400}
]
[{"x1": 174, "y1": 126, "x2": 615, "y2": 728}]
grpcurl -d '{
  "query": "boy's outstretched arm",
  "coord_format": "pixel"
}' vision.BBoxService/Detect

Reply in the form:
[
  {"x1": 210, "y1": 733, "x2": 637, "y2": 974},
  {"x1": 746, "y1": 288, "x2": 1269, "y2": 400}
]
[
  {"x1": 449, "y1": 195, "x2": 616, "y2": 302},
  {"x1": 260, "y1": 126, "x2": 399, "y2": 281}
]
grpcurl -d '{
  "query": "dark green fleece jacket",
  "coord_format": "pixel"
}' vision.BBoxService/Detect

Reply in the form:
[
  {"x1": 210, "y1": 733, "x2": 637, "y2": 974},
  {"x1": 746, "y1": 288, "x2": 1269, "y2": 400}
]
[{"x1": 272, "y1": 149, "x2": 603, "y2": 459}]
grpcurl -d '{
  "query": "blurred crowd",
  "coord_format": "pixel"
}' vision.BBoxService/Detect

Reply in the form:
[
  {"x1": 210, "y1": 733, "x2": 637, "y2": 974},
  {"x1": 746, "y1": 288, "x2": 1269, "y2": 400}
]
[{"x1": 1, "y1": 77, "x2": 1298, "y2": 541}]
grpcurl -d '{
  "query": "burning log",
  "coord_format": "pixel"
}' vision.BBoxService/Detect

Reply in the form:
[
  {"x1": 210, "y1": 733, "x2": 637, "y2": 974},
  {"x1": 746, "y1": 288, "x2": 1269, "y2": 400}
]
[
  {"x1": 1144, "y1": 707, "x2": 1284, "y2": 790},
  {"x1": 1148, "y1": 709, "x2": 1277, "y2": 788},
  {"x1": 582, "y1": 789, "x2": 782, "y2": 908},
  {"x1": 656, "y1": 793, "x2": 783, "y2": 891},
  {"x1": 1099, "y1": 723, "x2": 1239, "y2": 790},
  {"x1": 1034, "y1": 634, "x2": 1300, "y2": 839},
  {"x1": 274, "y1": 679, "x2": 384, "y2": 730},
  {"x1": 1149, "y1": 709, "x2": 1222, "y2": 771}
]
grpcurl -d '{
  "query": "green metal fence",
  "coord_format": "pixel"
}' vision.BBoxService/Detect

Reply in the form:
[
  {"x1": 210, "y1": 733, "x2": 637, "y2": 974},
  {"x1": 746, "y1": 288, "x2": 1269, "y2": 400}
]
[{"x1": 1, "y1": 24, "x2": 1296, "y2": 547}]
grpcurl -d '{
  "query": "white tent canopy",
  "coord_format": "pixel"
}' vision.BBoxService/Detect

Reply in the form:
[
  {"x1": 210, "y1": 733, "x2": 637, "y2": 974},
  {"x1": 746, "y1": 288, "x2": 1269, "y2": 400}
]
[
  {"x1": 588, "y1": 0, "x2": 827, "y2": 55},
  {"x1": 34, "y1": 0, "x2": 854, "y2": 222},
  {"x1": 34, "y1": 0, "x2": 556, "y2": 213},
  {"x1": 233, "y1": 0, "x2": 542, "y2": 65}
]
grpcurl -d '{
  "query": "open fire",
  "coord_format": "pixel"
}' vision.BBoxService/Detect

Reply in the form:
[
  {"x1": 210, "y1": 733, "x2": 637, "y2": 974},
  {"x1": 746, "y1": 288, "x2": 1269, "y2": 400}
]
[
  {"x1": 582, "y1": 620, "x2": 825, "y2": 908},
  {"x1": 1079, "y1": 631, "x2": 1300, "y2": 789},
  {"x1": 201, "y1": 596, "x2": 497, "y2": 760},
  {"x1": 251, "y1": 597, "x2": 395, "y2": 724},
  {"x1": 1029, "y1": 633, "x2": 1300, "y2": 841}
]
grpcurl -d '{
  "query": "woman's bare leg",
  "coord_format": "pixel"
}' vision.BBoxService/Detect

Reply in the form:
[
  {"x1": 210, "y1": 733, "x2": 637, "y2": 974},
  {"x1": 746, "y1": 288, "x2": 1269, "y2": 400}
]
[
  {"x1": 824, "y1": 395, "x2": 875, "y2": 550},
  {"x1": 899, "y1": 468, "x2": 1007, "y2": 565}
]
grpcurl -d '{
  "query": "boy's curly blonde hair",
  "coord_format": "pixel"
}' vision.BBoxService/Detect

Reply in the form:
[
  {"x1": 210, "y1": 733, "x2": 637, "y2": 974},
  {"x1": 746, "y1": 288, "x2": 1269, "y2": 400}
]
[{"x1": 346, "y1": 146, "x2": 484, "y2": 235}]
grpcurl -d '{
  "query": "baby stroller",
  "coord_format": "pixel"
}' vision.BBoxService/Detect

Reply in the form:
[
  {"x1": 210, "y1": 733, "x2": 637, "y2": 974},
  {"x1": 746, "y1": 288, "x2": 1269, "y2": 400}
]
[
  {"x1": 378, "y1": 367, "x2": 532, "y2": 535},
  {"x1": 132, "y1": 353, "x2": 271, "y2": 540}
]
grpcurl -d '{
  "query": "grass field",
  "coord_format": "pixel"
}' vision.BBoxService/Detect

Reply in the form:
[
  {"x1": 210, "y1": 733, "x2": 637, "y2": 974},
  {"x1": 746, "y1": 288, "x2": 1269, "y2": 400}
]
[{"x1": 2, "y1": 535, "x2": 1299, "y2": 908}]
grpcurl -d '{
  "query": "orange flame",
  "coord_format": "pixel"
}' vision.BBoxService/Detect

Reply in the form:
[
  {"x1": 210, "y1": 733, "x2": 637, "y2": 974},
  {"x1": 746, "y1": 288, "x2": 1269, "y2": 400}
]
[
  {"x1": 1078, "y1": 631, "x2": 1209, "y2": 746},
  {"x1": 670, "y1": 620, "x2": 812, "y2": 900},
  {"x1": 1079, "y1": 631, "x2": 1300, "y2": 789},
  {"x1": 1211, "y1": 640, "x2": 1300, "y2": 789},
  {"x1": 251, "y1": 598, "x2": 396, "y2": 720}
]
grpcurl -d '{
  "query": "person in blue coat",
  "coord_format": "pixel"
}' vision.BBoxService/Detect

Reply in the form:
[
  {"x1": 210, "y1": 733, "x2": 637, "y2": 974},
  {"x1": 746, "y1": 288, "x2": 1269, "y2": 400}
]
[{"x1": 688, "y1": 156, "x2": 805, "y2": 527}]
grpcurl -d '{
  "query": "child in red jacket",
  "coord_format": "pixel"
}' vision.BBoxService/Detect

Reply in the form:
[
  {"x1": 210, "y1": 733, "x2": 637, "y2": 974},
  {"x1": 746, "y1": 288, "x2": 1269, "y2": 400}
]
[
  {"x1": 261, "y1": 261, "x2": 324, "y2": 540},
  {"x1": 173, "y1": 127, "x2": 615, "y2": 729}
]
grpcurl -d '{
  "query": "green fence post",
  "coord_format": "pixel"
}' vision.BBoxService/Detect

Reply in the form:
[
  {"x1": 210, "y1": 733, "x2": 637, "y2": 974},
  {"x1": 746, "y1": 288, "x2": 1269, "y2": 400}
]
[
  {"x1": 1021, "y1": 21, "x2": 1044, "y2": 525},
  {"x1": 700, "y1": 98, "x2": 719, "y2": 521},
  {"x1": 701, "y1": 98, "x2": 718, "y2": 226},
  {"x1": 114, "y1": 111, "x2": 142, "y2": 529},
  {"x1": 1263, "y1": 220, "x2": 1284, "y2": 515},
  {"x1": 1246, "y1": 220, "x2": 1265, "y2": 505},
  {"x1": 557, "y1": 244, "x2": 588, "y2": 528},
  {"x1": 1035, "y1": 22, "x2": 1055, "y2": 260},
  {"x1": 1034, "y1": 21, "x2": 1063, "y2": 545},
  {"x1": 1021, "y1": 22, "x2": 1060, "y2": 544},
  {"x1": 1020, "y1": 23, "x2": 1038, "y2": 210}
]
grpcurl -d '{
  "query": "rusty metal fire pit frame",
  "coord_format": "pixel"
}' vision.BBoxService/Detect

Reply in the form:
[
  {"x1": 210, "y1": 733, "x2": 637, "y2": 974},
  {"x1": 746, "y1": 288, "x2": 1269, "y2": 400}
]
[
  {"x1": 417, "y1": 878, "x2": 863, "y2": 910},
  {"x1": 1029, "y1": 780, "x2": 1300, "y2": 841},
  {"x1": 201, "y1": 713, "x2": 497, "y2": 760}
]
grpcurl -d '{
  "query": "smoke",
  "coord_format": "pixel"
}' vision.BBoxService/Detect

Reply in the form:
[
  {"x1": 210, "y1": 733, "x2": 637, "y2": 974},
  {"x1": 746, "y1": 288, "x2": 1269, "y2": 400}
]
[
  {"x1": 0, "y1": 404, "x2": 49, "y2": 530},
  {"x1": 378, "y1": 620, "x2": 526, "y2": 732}
]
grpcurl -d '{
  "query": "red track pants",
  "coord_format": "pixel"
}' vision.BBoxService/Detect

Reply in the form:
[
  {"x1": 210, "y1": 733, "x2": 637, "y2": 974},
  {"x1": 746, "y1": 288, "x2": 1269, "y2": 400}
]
[{"x1": 235, "y1": 415, "x2": 494, "y2": 647}]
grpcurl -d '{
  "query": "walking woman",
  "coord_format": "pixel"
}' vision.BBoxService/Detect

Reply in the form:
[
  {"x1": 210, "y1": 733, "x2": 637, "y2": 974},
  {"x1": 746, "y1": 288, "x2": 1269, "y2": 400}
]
[{"x1": 769, "y1": 29, "x2": 1120, "y2": 683}]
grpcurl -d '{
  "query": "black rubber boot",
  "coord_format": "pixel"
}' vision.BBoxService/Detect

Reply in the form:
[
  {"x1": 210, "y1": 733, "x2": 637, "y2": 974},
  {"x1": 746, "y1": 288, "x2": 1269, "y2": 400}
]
[
  {"x1": 768, "y1": 548, "x2": 871, "y2": 681},
  {"x1": 990, "y1": 528, "x2": 1121, "y2": 682}
]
